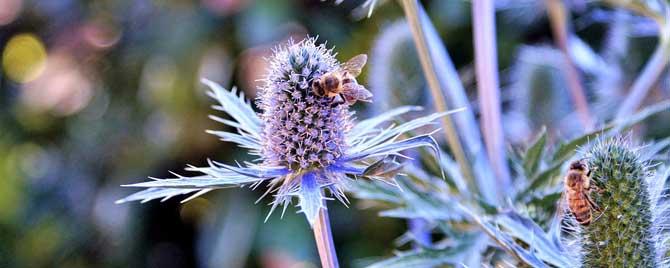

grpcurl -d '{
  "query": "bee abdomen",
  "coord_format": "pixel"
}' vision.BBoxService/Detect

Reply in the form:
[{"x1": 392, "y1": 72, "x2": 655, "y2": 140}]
[{"x1": 570, "y1": 200, "x2": 592, "y2": 225}]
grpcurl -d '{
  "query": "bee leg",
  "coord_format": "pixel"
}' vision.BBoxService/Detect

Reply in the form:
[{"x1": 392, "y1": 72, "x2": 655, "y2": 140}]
[
  {"x1": 591, "y1": 184, "x2": 604, "y2": 194},
  {"x1": 586, "y1": 193, "x2": 601, "y2": 212},
  {"x1": 330, "y1": 94, "x2": 345, "y2": 107},
  {"x1": 336, "y1": 95, "x2": 345, "y2": 104},
  {"x1": 592, "y1": 205, "x2": 608, "y2": 223}
]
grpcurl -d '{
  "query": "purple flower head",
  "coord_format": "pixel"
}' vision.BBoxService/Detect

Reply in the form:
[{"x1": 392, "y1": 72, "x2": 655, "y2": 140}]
[
  {"x1": 258, "y1": 38, "x2": 350, "y2": 170},
  {"x1": 117, "y1": 37, "x2": 458, "y2": 225}
]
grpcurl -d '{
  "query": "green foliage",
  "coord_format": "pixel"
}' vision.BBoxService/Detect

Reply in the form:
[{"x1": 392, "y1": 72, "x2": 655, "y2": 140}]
[
  {"x1": 353, "y1": 99, "x2": 670, "y2": 267},
  {"x1": 522, "y1": 127, "x2": 547, "y2": 177},
  {"x1": 365, "y1": 237, "x2": 481, "y2": 268}
]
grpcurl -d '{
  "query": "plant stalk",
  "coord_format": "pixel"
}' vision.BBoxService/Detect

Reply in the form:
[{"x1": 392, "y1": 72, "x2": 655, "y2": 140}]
[
  {"x1": 471, "y1": 0, "x2": 512, "y2": 191},
  {"x1": 611, "y1": 1, "x2": 670, "y2": 120},
  {"x1": 546, "y1": 0, "x2": 595, "y2": 130},
  {"x1": 313, "y1": 205, "x2": 339, "y2": 268},
  {"x1": 615, "y1": 31, "x2": 670, "y2": 119},
  {"x1": 400, "y1": 0, "x2": 477, "y2": 196}
]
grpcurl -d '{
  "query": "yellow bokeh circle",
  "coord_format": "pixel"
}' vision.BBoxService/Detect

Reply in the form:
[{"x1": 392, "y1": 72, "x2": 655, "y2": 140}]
[{"x1": 2, "y1": 33, "x2": 47, "y2": 83}]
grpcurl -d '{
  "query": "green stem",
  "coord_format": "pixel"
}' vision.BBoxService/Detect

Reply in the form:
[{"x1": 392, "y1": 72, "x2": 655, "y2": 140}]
[{"x1": 400, "y1": 0, "x2": 477, "y2": 199}]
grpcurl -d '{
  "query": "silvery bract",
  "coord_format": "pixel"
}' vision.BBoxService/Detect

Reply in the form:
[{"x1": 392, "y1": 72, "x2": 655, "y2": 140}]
[{"x1": 117, "y1": 37, "x2": 456, "y2": 225}]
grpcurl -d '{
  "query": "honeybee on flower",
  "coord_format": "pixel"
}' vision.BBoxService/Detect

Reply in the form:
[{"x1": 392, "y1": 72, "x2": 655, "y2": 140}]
[{"x1": 117, "y1": 37, "x2": 460, "y2": 225}]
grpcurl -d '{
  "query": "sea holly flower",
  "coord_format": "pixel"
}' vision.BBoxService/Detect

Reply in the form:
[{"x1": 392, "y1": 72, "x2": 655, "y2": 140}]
[{"x1": 117, "y1": 37, "x2": 458, "y2": 225}]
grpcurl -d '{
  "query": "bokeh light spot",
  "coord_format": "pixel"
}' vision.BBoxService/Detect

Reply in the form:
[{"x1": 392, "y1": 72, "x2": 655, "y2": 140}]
[
  {"x1": 82, "y1": 18, "x2": 122, "y2": 49},
  {"x1": 201, "y1": 0, "x2": 249, "y2": 15},
  {"x1": 2, "y1": 33, "x2": 47, "y2": 83},
  {"x1": 20, "y1": 52, "x2": 94, "y2": 116}
]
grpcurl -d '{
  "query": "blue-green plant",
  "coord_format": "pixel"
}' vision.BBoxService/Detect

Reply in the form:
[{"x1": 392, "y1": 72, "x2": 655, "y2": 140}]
[
  {"x1": 346, "y1": 0, "x2": 670, "y2": 266},
  {"x1": 401, "y1": 0, "x2": 500, "y2": 204},
  {"x1": 351, "y1": 100, "x2": 670, "y2": 267},
  {"x1": 352, "y1": 0, "x2": 670, "y2": 265},
  {"x1": 116, "y1": 37, "x2": 452, "y2": 268}
]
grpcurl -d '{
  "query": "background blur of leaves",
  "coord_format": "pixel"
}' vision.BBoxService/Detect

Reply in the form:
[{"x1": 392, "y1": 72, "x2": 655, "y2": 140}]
[{"x1": 0, "y1": 0, "x2": 669, "y2": 268}]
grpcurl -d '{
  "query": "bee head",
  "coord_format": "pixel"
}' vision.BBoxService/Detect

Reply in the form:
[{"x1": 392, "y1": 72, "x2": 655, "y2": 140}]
[{"x1": 570, "y1": 160, "x2": 587, "y2": 171}]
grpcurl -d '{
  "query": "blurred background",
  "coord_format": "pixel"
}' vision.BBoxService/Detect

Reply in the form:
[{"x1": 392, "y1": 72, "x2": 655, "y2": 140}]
[{"x1": 0, "y1": 0, "x2": 668, "y2": 267}]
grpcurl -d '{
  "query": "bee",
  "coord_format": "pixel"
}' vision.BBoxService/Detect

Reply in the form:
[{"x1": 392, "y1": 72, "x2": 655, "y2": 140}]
[
  {"x1": 311, "y1": 54, "x2": 373, "y2": 105},
  {"x1": 563, "y1": 159, "x2": 600, "y2": 226}
]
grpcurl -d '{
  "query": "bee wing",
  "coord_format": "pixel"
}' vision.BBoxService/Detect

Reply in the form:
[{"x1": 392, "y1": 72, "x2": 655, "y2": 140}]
[
  {"x1": 342, "y1": 83, "x2": 372, "y2": 102},
  {"x1": 557, "y1": 191, "x2": 567, "y2": 216},
  {"x1": 554, "y1": 190, "x2": 571, "y2": 223},
  {"x1": 341, "y1": 54, "x2": 367, "y2": 77}
]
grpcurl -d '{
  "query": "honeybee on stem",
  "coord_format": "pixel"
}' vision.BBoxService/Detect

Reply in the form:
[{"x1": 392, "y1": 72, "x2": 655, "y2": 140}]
[
  {"x1": 563, "y1": 159, "x2": 601, "y2": 226},
  {"x1": 311, "y1": 54, "x2": 373, "y2": 105}
]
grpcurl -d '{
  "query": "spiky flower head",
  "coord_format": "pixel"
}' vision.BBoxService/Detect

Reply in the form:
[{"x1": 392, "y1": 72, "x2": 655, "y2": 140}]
[
  {"x1": 117, "y1": 37, "x2": 454, "y2": 225},
  {"x1": 572, "y1": 136, "x2": 670, "y2": 267},
  {"x1": 258, "y1": 38, "x2": 349, "y2": 170}
]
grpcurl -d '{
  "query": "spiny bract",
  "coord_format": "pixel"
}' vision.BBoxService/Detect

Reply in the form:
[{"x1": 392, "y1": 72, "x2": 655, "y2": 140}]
[{"x1": 117, "y1": 37, "x2": 456, "y2": 225}]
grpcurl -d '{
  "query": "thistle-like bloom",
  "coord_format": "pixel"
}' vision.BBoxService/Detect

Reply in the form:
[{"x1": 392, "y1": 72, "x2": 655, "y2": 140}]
[{"x1": 117, "y1": 37, "x2": 454, "y2": 225}]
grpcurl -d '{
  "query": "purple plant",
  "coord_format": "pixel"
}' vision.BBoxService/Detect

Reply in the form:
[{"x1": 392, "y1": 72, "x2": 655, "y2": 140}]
[{"x1": 116, "y1": 37, "x2": 454, "y2": 227}]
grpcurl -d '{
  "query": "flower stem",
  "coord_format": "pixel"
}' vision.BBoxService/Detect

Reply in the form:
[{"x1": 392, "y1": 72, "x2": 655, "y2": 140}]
[
  {"x1": 615, "y1": 31, "x2": 670, "y2": 119},
  {"x1": 313, "y1": 205, "x2": 339, "y2": 268},
  {"x1": 545, "y1": 0, "x2": 595, "y2": 130},
  {"x1": 400, "y1": 0, "x2": 477, "y2": 197},
  {"x1": 471, "y1": 0, "x2": 512, "y2": 191},
  {"x1": 609, "y1": 0, "x2": 670, "y2": 120}
]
